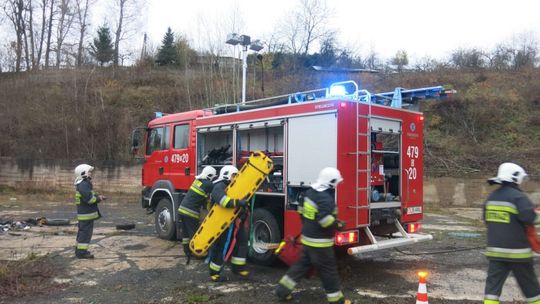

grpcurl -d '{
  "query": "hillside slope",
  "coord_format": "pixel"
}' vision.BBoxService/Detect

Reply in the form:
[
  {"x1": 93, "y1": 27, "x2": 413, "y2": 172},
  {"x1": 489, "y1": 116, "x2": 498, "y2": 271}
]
[{"x1": 0, "y1": 67, "x2": 538, "y2": 176}]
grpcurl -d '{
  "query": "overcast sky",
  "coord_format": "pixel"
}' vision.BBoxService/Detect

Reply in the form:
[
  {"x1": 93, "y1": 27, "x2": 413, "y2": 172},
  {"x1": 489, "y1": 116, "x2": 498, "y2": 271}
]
[{"x1": 139, "y1": 0, "x2": 540, "y2": 61}]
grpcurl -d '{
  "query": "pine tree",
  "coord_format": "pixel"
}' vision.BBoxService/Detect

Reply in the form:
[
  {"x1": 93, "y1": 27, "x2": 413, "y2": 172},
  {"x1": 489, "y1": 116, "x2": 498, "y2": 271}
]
[
  {"x1": 156, "y1": 27, "x2": 177, "y2": 66},
  {"x1": 90, "y1": 25, "x2": 114, "y2": 66}
]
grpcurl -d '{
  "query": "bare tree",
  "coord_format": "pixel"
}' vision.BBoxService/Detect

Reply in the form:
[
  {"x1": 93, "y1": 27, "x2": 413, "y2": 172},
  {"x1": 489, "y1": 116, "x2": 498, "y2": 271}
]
[
  {"x1": 364, "y1": 48, "x2": 381, "y2": 70},
  {"x1": 193, "y1": 5, "x2": 244, "y2": 104},
  {"x1": 276, "y1": 16, "x2": 302, "y2": 55},
  {"x1": 111, "y1": 0, "x2": 143, "y2": 66},
  {"x1": 112, "y1": 0, "x2": 125, "y2": 66},
  {"x1": 509, "y1": 32, "x2": 538, "y2": 69},
  {"x1": 26, "y1": 0, "x2": 36, "y2": 69},
  {"x1": 55, "y1": 0, "x2": 75, "y2": 67},
  {"x1": 74, "y1": 0, "x2": 92, "y2": 66},
  {"x1": 276, "y1": 0, "x2": 333, "y2": 56},
  {"x1": 35, "y1": 0, "x2": 50, "y2": 68},
  {"x1": 44, "y1": 0, "x2": 54, "y2": 67},
  {"x1": 3, "y1": 0, "x2": 26, "y2": 71},
  {"x1": 297, "y1": 0, "x2": 332, "y2": 56}
]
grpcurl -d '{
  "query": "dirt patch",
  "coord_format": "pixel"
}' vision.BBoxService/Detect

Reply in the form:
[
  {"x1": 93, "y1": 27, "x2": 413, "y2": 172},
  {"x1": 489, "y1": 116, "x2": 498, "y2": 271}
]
[
  {"x1": 0, "y1": 253, "x2": 67, "y2": 299},
  {"x1": 0, "y1": 193, "x2": 534, "y2": 304}
]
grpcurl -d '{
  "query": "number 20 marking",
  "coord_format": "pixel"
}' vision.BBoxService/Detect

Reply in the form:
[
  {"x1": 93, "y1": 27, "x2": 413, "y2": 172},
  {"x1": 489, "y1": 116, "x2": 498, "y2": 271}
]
[{"x1": 406, "y1": 167, "x2": 417, "y2": 180}]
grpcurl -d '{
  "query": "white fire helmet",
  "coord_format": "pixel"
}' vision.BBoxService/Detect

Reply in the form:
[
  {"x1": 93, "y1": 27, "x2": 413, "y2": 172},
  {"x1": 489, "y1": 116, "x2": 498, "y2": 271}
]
[
  {"x1": 196, "y1": 166, "x2": 217, "y2": 180},
  {"x1": 74, "y1": 164, "x2": 94, "y2": 185},
  {"x1": 311, "y1": 167, "x2": 344, "y2": 192},
  {"x1": 214, "y1": 165, "x2": 239, "y2": 183},
  {"x1": 488, "y1": 162, "x2": 529, "y2": 185}
]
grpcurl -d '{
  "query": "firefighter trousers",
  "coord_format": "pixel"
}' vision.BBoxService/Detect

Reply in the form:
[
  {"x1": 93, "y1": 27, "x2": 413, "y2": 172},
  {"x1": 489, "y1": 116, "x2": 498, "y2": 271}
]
[
  {"x1": 276, "y1": 245, "x2": 345, "y2": 304},
  {"x1": 76, "y1": 220, "x2": 94, "y2": 252},
  {"x1": 208, "y1": 217, "x2": 248, "y2": 276},
  {"x1": 180, "y1": 214, "x2": 199, "y2": 256},
  {"x1": 484, "y1": 259, "x2": 540, "y2": 304}
]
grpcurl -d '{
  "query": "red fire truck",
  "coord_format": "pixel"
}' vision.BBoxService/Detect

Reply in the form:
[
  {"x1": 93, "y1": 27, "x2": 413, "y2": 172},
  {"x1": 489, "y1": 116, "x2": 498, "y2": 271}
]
[{"x1": 132, "y1": 80, "x2": 453, "y2": 265}]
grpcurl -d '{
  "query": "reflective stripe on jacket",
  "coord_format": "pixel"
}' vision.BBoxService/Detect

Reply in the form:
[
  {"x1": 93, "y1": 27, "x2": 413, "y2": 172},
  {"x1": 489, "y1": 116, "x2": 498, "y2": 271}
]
[
  {"x1": 75, "y1": 179, "x2": 101, "y2": 221},
  {"x1": 178, "y1": 179, "x2": 214, "y2": 218},
  {"x1": 483, "y1": 183, "x2": 537, "y2": 261},
  {"x1": 299, "y1": 188, "x2": 338, "y2": 248},
  {"x1": 210, "y1": 180, "x2": 241, "y2": 209}
]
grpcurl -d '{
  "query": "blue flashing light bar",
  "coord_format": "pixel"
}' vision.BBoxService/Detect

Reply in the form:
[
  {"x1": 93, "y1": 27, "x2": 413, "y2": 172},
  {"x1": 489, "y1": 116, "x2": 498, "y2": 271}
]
[{"x1": 329, "y1": 85, "x2": 347, "y2": 97}]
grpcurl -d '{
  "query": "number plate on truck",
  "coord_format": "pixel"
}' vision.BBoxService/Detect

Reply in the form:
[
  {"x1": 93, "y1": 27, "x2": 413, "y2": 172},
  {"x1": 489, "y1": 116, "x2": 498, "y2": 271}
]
[{"x1": 407, "y1": 206, "x2": 422, "y2": 214}]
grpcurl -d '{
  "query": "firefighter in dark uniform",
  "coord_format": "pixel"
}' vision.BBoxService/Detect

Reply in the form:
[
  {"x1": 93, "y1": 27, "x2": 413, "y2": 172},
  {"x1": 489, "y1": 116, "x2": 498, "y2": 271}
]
[
  {"x1": 276, "y1": 167, "x2": 351, "y2": 304},
  {"x1": 74, "y1": 164, "x2": 105, "y2": 259},
  {"x1": 208, "y1": 165, "x2": 249, "y2": 282},
  {"x1": 178, "y1": 166, "x2": 216, "y2": 260},
  {"x1": 483, "y1": 162, "x2": 540, "y2": 304}
]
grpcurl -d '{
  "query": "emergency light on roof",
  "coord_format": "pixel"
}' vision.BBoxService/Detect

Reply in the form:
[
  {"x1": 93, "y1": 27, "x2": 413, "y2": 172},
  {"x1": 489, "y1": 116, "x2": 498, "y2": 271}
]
[
  {"x1": 327, "y1": 81, "x2": 359, "y2": 99},
  {"x1": 329, "y1": 85, "x2": 347, "y2": 97},
  {"x1": 154, "y1": 112, "x2": 167, "y2": 118}
]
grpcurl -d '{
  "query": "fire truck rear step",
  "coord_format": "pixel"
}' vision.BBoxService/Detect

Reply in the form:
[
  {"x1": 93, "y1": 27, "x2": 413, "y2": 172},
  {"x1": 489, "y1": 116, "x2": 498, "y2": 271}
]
[{"x1": 347, "y1": 219, "x2": 433, "y2": 255}]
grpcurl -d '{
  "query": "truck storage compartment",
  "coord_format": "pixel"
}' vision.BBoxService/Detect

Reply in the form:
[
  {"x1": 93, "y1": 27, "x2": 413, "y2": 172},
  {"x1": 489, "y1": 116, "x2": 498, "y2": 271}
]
[
  {"x1": 236, "y1": 121, "x2": 285, "y2": 193},
  {"x1": 197, "y1": 127, "x2": 233, "y2": 174},
  {"x1": 287, "y1": 113, "x2": 337, "y2": 186},
  {"x1": 370, "y1": 125, "x2": 401, "y2": 204}
]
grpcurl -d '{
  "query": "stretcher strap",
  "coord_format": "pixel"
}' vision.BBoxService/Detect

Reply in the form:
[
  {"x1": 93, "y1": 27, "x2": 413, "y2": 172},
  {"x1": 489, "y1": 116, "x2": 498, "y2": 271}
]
[{"x1": 246, "y1": 158, "x2": 268, "y2": 176}]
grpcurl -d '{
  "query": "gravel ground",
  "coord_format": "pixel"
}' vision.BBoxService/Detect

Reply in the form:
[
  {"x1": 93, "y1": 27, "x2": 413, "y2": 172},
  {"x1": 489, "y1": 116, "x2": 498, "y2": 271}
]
[{"x1": 0, "y1": 193, "x2": 534, "y2": 304}]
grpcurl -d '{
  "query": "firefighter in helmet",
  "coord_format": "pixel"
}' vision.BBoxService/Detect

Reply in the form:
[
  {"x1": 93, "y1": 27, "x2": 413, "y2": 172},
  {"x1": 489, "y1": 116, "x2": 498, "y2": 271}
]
[
  {"x1": 74, "y1": 164, "x2": 106, "y2": 259},
  {"x1": 483, "y1": 162, "x2": 540, "y2": 304},
  {"x1": 276, "y1": 167, "x2": 351, "y2": 304},
  {"x1": 178, "y1": 166, "x2": 216, "y2": 262},
  {"x1": 208, "y1": 165, "x2": 249, "y2": 282}
]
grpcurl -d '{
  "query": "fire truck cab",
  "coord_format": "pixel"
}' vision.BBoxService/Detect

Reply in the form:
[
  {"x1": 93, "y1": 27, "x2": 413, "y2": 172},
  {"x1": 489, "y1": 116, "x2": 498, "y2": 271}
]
[{"x1": 133, "y1": 80, "x2": 453, "y2": 265}]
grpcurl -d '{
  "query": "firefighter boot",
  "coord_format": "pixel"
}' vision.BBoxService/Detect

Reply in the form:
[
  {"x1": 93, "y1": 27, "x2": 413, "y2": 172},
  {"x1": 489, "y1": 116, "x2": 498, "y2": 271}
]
[
  {"x1": 183, "y1": 244, "x2": 192, "y2": 264},
  {"x1": 231, "y1": 263, "x2": 249, "y2": 277},
  {"x1": 75, "y1": 249, "x2": 95, "y2": 259},
  {"x1": 209, "y1": 262, "x2": 226, "y2": 282},
  {"x1": 275, "y1": 285, "x2": 293, "y2": 301}
]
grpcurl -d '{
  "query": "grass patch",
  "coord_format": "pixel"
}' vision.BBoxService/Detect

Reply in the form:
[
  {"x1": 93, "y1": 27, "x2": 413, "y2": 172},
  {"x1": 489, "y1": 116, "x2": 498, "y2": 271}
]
[
  {"x1": 171, "y1": 287, "x2": 223, "y2": 304},
  {"x1": 0, "y1": 253, "x2": 66, "y2": 299},
  {"x1": 0, "y1": 185, "x2": 16, "y2": 193}
]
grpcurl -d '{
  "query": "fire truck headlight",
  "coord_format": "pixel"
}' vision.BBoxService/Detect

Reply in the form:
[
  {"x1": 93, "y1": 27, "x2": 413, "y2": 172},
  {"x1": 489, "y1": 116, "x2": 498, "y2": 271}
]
[{"x1": 329, "y1": 85, "x2": 347, "y2": 97}]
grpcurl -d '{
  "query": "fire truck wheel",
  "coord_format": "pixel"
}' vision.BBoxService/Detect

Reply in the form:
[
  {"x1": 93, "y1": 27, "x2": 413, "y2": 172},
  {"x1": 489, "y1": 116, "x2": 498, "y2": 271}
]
[
  {"x1": 155, "y1": 198, "x2": 176, "y2": 240},
  {"x1": 249, "y1": 208, "x2": 281, "y2": 266}
]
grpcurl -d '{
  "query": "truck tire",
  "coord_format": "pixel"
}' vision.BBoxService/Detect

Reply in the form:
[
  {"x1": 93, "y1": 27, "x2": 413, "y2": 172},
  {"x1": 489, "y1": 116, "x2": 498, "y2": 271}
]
[
  {"x1": 249, "y1": 208, "x2": 281, "y2": 266},
  {"x1": 155, "y1": 198, "x2": 176, "y2": 240}
]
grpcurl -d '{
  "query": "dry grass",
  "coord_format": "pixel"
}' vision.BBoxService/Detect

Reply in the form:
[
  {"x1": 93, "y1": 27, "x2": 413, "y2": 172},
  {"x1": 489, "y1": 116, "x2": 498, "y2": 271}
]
[{"x1": 0, "y1": 253, "x2": 66, "y2": 299}]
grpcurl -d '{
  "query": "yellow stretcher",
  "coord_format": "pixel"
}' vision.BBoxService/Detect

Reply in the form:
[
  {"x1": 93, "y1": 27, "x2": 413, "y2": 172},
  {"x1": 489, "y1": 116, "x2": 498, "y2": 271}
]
[{"x1": 189, "y1": 151, "x2": 274, "y2": 257}]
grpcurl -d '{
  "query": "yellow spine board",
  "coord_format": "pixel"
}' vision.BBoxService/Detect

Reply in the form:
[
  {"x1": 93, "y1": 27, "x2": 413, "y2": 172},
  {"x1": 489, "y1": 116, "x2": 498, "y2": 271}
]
[{"x1": 189, "y1": 151, "x2": 274, "y2": 257}]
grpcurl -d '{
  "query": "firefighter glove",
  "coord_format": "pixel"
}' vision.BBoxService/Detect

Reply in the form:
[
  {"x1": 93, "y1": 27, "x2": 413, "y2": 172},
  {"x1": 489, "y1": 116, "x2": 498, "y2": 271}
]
[
  {"x1": 99, "y1": 195, "x2": 107, "y2": 201},
  {"x1": 336, "y1": 220, "x2": 346, "y2": 231},
  {"x1": 236, "y1": 200, "x2": 248, "y2": 208}
]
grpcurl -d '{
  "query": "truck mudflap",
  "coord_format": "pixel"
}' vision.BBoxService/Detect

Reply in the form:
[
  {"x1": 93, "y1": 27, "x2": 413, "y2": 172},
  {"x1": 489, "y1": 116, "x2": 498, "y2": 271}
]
[
  {"x1": 190, "y1": 151, "x2": 273, "y2": 257},
  {"x1": 347, "y1": 220, "x2": 433, "y2": 255}
]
